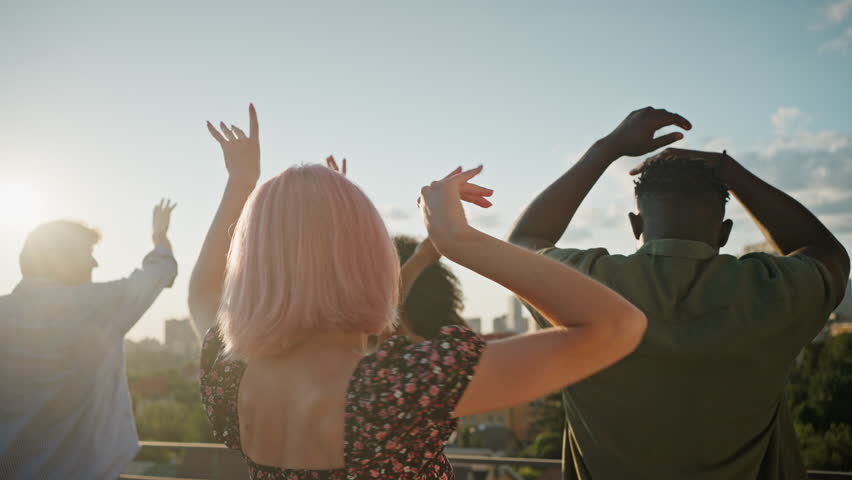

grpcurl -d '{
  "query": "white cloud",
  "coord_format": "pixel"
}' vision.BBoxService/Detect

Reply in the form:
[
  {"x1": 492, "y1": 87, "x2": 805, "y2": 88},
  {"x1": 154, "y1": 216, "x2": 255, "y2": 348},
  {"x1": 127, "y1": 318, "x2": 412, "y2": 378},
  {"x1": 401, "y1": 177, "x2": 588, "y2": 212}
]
[
  {"x1": 826, "y1": 0, "x2": 852, "y2": 23},
  {"x1": 738, "y1": 108, "x2": 852, "y2": 238},
  {"x1": 380, "y1": 205, "x2": 411, "y2": 221},
  {"x1": 764, "y1": 130, "x2": 849, "y2": 155},
  {"x1": 770, "y1": 106, "x2": 802, "y2": 134},
  {"x1": 469, "y1": 211, "x2": 502, "y2": 230},
  {"x1": 765, "y1": 107, "x2": 848, "y2": 155},
  {"x1": 819, "y1": 25, "x2": 852, "y2": 54},
  {"x1": 572, "y1": 203, "x2": 624, "y2": 230}
]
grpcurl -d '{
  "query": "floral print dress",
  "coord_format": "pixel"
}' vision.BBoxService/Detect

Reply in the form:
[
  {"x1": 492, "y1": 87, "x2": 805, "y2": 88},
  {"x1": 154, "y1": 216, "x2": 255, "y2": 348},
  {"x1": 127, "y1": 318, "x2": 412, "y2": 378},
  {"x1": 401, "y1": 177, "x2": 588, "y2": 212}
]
[{"x1": 200, "y1": 325, "x2": 485, "y2": 480}]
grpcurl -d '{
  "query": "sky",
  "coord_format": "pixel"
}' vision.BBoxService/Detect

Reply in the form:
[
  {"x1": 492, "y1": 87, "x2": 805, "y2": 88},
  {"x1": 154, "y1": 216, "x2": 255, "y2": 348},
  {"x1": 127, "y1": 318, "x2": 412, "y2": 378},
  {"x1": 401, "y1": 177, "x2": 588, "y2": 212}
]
[{"x1": 1, "y1": 0, "x2": 851, "y2": 341}]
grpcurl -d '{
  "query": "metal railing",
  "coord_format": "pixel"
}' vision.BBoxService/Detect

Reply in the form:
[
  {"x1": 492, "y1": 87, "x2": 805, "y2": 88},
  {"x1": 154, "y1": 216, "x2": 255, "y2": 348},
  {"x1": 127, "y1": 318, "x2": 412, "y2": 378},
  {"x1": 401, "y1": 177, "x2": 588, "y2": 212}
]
[{"x1": 120, "y1": 441, "x2": 852, "y2": 480}]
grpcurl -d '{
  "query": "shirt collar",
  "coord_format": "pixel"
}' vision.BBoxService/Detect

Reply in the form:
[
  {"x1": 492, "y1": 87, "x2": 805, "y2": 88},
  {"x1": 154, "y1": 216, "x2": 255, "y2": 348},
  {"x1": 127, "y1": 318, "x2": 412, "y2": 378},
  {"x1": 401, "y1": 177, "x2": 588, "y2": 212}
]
[{"x1": 637, "y1": 239, "x2": 719, "y2": 260}]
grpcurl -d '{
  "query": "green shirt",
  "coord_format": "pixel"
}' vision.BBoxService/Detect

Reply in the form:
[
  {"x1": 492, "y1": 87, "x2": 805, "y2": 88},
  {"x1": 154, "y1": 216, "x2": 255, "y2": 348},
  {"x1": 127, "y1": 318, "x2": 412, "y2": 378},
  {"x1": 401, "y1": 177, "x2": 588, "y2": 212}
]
[{"x1": 527, "y1": 239, "x2": 837, "y2": 480}]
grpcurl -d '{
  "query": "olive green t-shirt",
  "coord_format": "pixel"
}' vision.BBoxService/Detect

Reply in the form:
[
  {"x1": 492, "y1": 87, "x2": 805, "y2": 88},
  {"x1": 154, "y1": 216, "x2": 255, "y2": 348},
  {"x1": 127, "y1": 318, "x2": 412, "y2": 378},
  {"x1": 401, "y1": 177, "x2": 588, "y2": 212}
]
[{"x1": 527, "y1": 239, "x2": 837, "y2": 480}]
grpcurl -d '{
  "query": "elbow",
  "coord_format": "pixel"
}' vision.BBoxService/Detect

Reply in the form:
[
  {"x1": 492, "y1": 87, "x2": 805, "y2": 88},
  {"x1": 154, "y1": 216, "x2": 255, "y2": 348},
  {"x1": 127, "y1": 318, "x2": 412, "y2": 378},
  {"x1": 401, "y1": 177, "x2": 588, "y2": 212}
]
[
  {"x1": 610, "y1": 304, "x2": 647, "y2": 358},
  {"x1": 625, "y1": 308, "x2": 648, "y2": 354}
]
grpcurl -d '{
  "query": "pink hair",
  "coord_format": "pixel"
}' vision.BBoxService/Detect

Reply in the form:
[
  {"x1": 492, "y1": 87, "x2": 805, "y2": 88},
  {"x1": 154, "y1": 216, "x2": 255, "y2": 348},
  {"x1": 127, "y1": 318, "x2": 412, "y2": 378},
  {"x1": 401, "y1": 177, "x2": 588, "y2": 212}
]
[{"x1": 218, "y1": 164, "x2": 400, "y2": 359}]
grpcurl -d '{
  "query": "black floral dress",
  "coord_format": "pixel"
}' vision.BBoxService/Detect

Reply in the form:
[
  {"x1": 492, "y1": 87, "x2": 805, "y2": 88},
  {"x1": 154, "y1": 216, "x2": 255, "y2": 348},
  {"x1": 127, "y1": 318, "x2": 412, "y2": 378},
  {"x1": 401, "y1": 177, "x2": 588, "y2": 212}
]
[{"x1": 200, "y1": 325, "x2": 485, "y2": 480}]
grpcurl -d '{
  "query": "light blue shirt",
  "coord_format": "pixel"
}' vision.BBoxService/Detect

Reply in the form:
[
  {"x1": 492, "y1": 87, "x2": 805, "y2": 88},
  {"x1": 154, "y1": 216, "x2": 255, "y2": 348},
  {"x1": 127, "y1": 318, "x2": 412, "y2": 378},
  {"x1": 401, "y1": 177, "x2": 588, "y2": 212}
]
[{"x1": 0, "y1": 247, "x2": 177, "y2": 480}]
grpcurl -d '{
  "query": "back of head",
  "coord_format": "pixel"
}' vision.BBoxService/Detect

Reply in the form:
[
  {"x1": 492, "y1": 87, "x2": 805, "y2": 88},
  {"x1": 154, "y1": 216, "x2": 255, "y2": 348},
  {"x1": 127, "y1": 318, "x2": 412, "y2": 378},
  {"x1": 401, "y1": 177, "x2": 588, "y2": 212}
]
[
  {"x1": 19, "y1": 220, "x2": 101, "y2": 283},
  {"x1": 394, "y1": 235, "x2": 466, "y2": 340},
  {"x1": 633, "y1": 155, "x2": 730, "y2": 243},
  {"x1": 219, "y1": 164, "x2": 400, "y2": 359}
]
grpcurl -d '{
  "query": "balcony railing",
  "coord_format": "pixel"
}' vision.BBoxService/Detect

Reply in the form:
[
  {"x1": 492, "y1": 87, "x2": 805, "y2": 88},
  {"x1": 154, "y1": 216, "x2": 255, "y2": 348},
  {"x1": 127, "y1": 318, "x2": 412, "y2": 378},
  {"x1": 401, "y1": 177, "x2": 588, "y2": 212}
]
[{"x1": 120, "y1": 441, "x2": 852, "y2": 480}]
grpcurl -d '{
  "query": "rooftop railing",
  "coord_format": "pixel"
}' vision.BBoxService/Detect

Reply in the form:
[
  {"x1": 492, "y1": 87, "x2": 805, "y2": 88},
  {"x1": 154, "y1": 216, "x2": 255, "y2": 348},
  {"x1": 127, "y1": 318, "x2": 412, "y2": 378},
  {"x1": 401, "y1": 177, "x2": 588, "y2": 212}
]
[{"x1": 119, "y1": 441, "x2": 852, "y2": 480}]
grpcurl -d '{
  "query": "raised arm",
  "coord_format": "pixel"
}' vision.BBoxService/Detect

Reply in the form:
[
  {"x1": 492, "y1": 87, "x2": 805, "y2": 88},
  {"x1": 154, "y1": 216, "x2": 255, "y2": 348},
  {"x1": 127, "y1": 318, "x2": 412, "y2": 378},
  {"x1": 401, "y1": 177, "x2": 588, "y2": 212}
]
[
  {"x1": 83, "y1": 199, "x2": 178, "y2": 338},
  {"x1": 417, "y1": 167, "x2": 647, "y2": 417},
  {"x1": 398, "y1": 237, "x2": 442, "y2": 303},
  {"x1": 632, "y1": 148, "x2": 850, "y2": 305},
  {"x1": 188, "y1": 104, "x2": 260, "y2": 340},
  {"x1": 325, "y1": 160, "x2": 490, "y2": 307},
  {"x1": 507, "y1": 107, "x2": 691, "y2": 251}
]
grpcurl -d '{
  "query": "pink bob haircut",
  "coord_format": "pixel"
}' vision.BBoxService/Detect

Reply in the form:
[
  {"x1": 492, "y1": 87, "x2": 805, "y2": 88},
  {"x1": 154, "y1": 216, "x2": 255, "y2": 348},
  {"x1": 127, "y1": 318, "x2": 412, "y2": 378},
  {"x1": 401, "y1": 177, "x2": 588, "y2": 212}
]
[{"x1": 218, "y1": 164, "x2": 400, "y2": 359}]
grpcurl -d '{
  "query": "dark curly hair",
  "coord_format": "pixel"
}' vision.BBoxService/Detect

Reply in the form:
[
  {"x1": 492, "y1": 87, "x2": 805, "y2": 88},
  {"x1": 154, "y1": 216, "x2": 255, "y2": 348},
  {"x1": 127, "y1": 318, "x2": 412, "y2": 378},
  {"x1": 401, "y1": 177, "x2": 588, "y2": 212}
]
[
  {"x1": 394, "y1": 235, "x2": 467, "y2": 340},
  {"x1": 634, "y1": 156, "x2": 730, "y2": 204}
]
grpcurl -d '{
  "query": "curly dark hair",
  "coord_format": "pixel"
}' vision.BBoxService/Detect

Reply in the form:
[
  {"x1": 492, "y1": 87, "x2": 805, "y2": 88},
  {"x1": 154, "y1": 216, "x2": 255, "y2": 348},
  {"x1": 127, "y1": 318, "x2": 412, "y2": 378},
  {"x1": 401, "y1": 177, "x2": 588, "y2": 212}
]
[
  {"x1": 633, "y1": 156, "x2": 730, "y2": 204},
  {"x1": 394, "y1": 235, "x2": 467, "y2": 340}
]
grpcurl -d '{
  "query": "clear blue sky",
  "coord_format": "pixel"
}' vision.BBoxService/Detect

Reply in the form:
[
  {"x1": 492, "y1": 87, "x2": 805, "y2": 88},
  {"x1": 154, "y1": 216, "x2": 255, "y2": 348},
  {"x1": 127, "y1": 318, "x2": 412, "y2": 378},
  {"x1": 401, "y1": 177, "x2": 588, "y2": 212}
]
[{"x1": 2, "y1": 0, "x2": 851, "y2": 340}]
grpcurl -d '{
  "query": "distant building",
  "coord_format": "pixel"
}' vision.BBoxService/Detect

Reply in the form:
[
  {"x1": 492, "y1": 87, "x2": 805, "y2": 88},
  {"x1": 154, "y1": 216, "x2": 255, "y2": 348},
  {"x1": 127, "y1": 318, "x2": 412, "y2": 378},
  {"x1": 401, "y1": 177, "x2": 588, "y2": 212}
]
[
  {"x1": 491, "y1": 298, "x2": 532, "y2": 334},
  {"x1": 458, "y1": 402, "x2": 535, "y2": 448},
  {"x1": 507, "y1": 297, "x2": 530, "y2": 333},
  {"x1": 164, "y1": 318, "x2": 198, "y2": 356},
  {"x1": 492, "y1": 314, "x2": 508, "y2": 333},
  {"x1": 465, "y1": 317, "x2": 482, "y2": 334}
]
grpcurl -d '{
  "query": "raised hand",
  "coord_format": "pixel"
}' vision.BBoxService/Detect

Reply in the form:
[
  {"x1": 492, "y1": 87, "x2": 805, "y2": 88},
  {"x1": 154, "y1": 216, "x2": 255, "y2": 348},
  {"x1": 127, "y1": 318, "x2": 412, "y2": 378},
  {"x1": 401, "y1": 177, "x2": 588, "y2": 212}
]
[
  {"x1": 207, "y1": 104, "x2": 261, "y2": 186},
  {"x1": 152, "y1": 198, "x2": 177, "y2": 243},
  {"x1": 325, "y1": 155, "x2": 348, "y2": 176},
  {"x1": 603, "y1": 107, "x2": 692, "y2": 158},
  {"x1": 417, "y1": 165, "x2": 493, "y2": 252}
]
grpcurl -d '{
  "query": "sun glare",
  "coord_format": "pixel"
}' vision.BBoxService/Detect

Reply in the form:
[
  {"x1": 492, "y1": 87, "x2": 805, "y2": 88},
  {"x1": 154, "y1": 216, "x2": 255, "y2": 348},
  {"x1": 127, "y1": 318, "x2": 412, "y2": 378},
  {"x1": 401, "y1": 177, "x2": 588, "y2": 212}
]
[{"x1": 0, "y1": 178, "x2": 46, "y2": 233}]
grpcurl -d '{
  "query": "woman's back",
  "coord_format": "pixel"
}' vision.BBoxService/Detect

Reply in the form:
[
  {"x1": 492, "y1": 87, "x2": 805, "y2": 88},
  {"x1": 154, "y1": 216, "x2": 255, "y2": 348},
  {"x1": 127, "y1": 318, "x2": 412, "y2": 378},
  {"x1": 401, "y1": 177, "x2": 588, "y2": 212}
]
[{"x1": 238, "y1": 340, "x2": 362, "y2": 469}]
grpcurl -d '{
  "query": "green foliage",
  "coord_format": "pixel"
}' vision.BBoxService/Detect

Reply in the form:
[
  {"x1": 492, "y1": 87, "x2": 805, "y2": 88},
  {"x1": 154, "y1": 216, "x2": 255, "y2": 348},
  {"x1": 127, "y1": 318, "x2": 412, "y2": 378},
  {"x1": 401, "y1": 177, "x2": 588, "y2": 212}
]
[
  {"x1": 517, "y1": 465, "x2": 544, "y2": 480},
  {"x1": 788, "y1": 333, "x2": 852, "y2": 470},
  {"x1": 456, "y1": 426, "x2": 484, "y2": 448},
  {"x1": 125, "y1": 339, "x2": 213, "y2": 463},
  {"x1": 125, "y1": 339, "x2": 197, "y2": 375},
  {"x1": 521, "y1": 392, "x2": 564, "y2": 460},
  {"x1": 521, "y1": 431, "x2": 562, "y2": 460},
  {"x1": 527, "y1": 392, "x2": 565, "y2": 435}
]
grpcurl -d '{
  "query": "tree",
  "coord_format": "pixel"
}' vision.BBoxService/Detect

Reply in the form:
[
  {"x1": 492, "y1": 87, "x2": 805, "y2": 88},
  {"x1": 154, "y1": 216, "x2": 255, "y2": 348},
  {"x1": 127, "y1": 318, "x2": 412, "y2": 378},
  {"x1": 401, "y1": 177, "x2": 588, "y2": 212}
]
[
  {"x1": 788, "y1": 333, "x2": 852, "y2": 470},
  {"x1": 521, "y1": 391, "x2": 564, "y2": 460}
]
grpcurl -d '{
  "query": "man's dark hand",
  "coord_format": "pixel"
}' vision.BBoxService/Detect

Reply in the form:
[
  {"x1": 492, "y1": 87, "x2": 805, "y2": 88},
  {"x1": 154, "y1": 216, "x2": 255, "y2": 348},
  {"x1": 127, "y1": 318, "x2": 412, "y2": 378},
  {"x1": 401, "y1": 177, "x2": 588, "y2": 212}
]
[{"x1": 601, "y1": 107, "x2": 692, "y2": 158}]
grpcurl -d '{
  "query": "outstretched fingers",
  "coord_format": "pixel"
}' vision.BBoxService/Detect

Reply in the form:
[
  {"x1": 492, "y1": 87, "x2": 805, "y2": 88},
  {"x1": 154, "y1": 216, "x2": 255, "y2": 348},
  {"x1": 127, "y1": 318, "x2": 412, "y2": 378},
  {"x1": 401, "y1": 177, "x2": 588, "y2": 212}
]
[
  {"x1": 326, "y1": 155, "x2": 339, "y2": 172},
  {"x1": 443, "y1": 166, "x2": 463, "y2": 180},
  {"x1": 220, "y1": 122, "x2": 236, "y2": 141},
  {"x1": 249, "y1": 103, "x2": 259, "y2": 140},
  {"x1": 652, "y1": 109, "x2": 692, "y2": 131},
  {"x1": 447, "y1": 165, "x2": 484, "y2": 186},
  {"x1": 232, "y1": 125, "x2": 247, "y2": 139},
  {"x1": 461, "y1": 194, "x2": 493, "y2": 208},
  {"x1": 650, "y1": 131, "x2": 685, "y2": 151},
  {"x1": 206, "y1": 121, "x2": 227, "y2": 145}
]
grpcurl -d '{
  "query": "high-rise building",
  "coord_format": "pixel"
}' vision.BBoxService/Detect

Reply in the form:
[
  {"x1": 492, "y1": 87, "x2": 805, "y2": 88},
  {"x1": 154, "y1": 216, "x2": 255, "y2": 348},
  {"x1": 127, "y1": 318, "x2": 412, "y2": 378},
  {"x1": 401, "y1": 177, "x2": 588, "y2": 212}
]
[
  {"x1": 492, "y1": 314, "x2": 508, "y2": 333},
  {"x1": 465, "y1": 317, "x2": 482, "y2": 333},
  {"x1": 507, "y1": 296, "x2": 530, "y2": 333}
]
